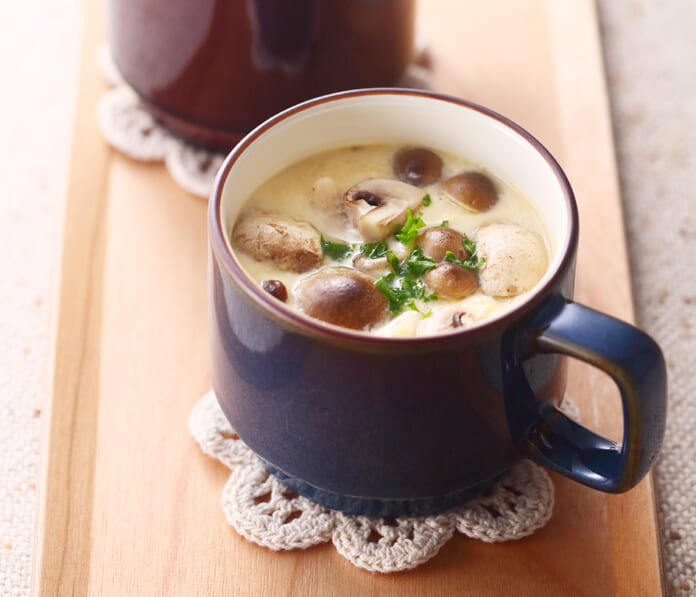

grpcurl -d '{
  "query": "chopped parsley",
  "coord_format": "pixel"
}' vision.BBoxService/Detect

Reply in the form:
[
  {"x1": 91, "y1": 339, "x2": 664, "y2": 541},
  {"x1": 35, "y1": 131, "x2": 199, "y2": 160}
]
[
  {"x1": 422, "y1": 194, "x2": 432, "y2": 207},
  {"x1": 374, "y1": 247, "x2": 438, "y2": 315},
  {"x1": 405, "y1": 300, "x2": 432, "y2": 318},
  {"x1": 462, "y1": 232, "x2": 477, "y2": 257},
  {"x1": 359, "y1": 241, "x2": 390, "y2": 259},
  {"x1": 400, "y1": 247, "x2": 437, "y2": 277},
  {"x1": 444, "y1": 233, "x2": 486, "y2": 271},
  {"x1": 394, "y1": 209, "x2": 426, "y2": 244},
  {"x1": 321, "y1": 235, "x2": 353, "y2": 260},
  {"x1": 320, "y1": 221, "x2": 482, "y2": 318},
  {"x1": 386, "y1": 251, "x2": 400, "y2": 272}
]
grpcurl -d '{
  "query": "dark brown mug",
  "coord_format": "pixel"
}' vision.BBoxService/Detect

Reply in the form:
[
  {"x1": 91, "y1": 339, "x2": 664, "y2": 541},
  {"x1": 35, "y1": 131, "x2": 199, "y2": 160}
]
[{"x1": 107, "y1": 0, "x2": 415, "y2": 150}]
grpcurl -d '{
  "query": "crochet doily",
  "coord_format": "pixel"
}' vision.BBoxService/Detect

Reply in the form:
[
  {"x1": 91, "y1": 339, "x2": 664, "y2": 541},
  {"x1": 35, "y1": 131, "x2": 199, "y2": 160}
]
[
  {"x1": 189, "y1": 391, "x2": 581, "y2": 573},
  {"x1": 95, "y1": 45, "x2": 433, "y2": 199}
]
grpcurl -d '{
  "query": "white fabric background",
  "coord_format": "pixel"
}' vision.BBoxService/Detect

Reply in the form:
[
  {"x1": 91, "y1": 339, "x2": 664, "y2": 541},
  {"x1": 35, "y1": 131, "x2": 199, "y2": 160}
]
[
  {"x1": 0, "y1": 1, "x2": 692, "y2": 595},
  {"x1": 0, "y1": 2, "x2": 80, "y2": 595},
  {"x1": 599, "y1": 3, "x2": 696, "y2": 594}
]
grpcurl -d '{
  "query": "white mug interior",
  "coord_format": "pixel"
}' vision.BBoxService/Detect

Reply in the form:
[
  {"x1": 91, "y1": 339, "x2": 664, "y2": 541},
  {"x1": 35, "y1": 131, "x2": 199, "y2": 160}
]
[{"x1": 218, "y1": 90, "x2": 572, "y2": 308}]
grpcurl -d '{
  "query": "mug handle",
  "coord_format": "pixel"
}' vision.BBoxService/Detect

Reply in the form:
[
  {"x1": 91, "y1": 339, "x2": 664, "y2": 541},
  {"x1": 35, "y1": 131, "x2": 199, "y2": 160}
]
[{"x1": 518, "y1": 295, "x2": 667, "y2": 492}]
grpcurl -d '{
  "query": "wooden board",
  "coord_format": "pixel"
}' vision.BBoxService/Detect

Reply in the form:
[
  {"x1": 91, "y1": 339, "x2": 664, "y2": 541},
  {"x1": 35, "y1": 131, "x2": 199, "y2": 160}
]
[{"x1": 33, "y1": 0, "x2": 664, "y2": 595}]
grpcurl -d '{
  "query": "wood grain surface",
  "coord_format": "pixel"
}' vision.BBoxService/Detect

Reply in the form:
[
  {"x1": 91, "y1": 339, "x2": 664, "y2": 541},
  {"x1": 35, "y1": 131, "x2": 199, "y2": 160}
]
[{"x1": 33, "y1": 0, "x2": 664, "y2": 595}]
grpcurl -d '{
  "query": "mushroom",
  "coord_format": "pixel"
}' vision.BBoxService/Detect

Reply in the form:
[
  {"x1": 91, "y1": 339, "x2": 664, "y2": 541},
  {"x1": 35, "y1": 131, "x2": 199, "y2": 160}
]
[
  {"x1": 295, "y1": 267, "x2": 388, "y2": 330},
  {"x1": 475, "y1": 224, "x2": 548, "y2": 297},
  {"x1": 309, "y1": 177, "x2": 340, "y2": 214},
  {"x1": 442, "y1": 171, "x2": 498, "y2": 212},
  {"x1": 424, "y1": 263, "x2": 479, "y2": 299},
  {"x1": 417, "y1": 306, "x2": 476, "y2": 336},
  {"x1": 343, "y1": 179, "x2": 425, "y2": 241},
  {"x1": 261, "y1": 279, "x2": 288, "y2": 302},
  {"x1": 417, "y1": 227, "x2": 468, "y2": 262},
  {"x1": 393, "y1": 147, "x2": 443, "y2": 187},
  {"x1": 352, "y1": 254, "x2": 391, "y2": 278},
  {"x1": 233, "y1": 212, "x2": 322, "y2": 273},
  {"x1": 387, "y1": 310, "x2": 422, "y2": 337}
]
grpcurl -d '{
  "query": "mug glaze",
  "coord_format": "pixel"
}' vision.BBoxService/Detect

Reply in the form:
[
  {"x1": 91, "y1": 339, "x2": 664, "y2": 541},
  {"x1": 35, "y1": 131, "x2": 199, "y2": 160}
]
[
  {"x1": 208, "y1": 90, "x2": 667, "y2": 517},
  {"x1": 108, "y1": 0, "x2": 414, "y2": 151}
]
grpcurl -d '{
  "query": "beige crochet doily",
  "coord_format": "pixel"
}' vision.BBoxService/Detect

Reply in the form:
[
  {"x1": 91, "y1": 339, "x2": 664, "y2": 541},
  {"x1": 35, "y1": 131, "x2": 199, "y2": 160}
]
[
  {"x1": 95, "y1": 45, "x2": 433, "y2": 199},
  {"x1": 189, "y1": 391, "x2": 581, "y2": 573}
]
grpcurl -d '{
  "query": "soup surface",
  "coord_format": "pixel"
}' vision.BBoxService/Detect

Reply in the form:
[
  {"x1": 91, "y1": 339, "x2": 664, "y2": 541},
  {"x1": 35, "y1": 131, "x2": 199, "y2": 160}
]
[{"x1": 229, "y1": 144, "x2": 550, "y2": 336}]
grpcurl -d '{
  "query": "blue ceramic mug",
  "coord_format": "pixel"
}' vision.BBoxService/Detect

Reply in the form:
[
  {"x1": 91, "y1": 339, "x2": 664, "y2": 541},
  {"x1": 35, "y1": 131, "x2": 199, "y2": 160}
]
[{"x1": 207, "y1": 90, "x2": 667, "y2": 517}]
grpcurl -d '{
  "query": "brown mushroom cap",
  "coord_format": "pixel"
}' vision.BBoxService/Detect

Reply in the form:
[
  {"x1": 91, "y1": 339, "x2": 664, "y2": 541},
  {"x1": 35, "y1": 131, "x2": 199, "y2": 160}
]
[
  {"x1": 442, "y1": 172, "x2": 499, "y2": 212},
  {"x1": 295, "y1": 267, "x2": 388, "y2": 330},
  {"x1": 424, "y1": 263, "x2": 479, "y2": 299},
  {"x1": 233, "y1": 213, "x2": 322, "y2": 273},
  {"x1": 393, "y1": 147, "x2": 443, "y2": 187},
  {"x1": 343, "y1": 179, "x2": 424, "y2": 241},
  {"x1": 416, "y1": 227, "x2": 468, "y2": 262},
  {"x1": 261, "y1": 280, "x2": 288, "y2": 302}
]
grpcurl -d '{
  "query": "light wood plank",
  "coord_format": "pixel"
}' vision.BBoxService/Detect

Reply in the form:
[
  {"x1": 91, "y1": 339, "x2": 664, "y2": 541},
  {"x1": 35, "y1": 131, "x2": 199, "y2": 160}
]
[{"x1": 31, "y1": 1, "x2": 109, "y2": 594}]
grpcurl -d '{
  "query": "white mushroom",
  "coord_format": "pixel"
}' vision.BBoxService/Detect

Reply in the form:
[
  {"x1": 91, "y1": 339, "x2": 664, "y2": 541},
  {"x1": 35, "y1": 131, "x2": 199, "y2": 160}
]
[
  {"x1": 343, "y1": 179, "x2": 425, "y2": 241},
  {"x1": 386, "y1": 310, "x2": 422, "y2": 337},
  {"x1": 309, "y1": 177, "x2": 340, "y2": 214},
  {"x1": 475, "y1": 224, "x2": 548, "y2": 297},
  {"x1": 232, "y1": 212, "x2": 322, "y2": 273}
]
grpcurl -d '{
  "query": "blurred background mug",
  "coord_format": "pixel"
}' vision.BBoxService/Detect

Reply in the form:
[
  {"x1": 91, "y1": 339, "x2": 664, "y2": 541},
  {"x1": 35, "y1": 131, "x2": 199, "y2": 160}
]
[{"x1": 107, "y1": 0, "x2": 416, "y2": 150}]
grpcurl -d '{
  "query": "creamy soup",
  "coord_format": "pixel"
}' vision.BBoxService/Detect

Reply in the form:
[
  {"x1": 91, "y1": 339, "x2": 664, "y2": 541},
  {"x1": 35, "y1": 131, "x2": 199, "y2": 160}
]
[{"x1": 229, "y1": 144, "x2": 549, "y2": 337}]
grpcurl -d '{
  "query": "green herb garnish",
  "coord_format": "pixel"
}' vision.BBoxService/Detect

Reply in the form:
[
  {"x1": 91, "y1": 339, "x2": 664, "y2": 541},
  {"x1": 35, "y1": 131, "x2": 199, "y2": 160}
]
[
  {"x1": 422, "y1": 194, "x2": 432, "y2": 207},
  {"x1": 375, "y1": 273, "x2": 411, "y2": 313},
  {"x1": 359, "y1": 241, "x2": 390, "y2": 259},
  {"x1": 462, "y1": 232, "x2": 476, "y2": 257},
  {"x1": 321, "y1": 235, "x2": 353, "y2": 260},
  {"x1": 395, "y1": 209, "x2": 426, "y2": 244},
  {"x1": 373, "y1": 247, "x2": 437, "y2": 316},
  {"x1": 439, "y1": 220, "x2": 449, "y2": 228},
  {"x1": 405, "y1": 300, "x2": 432, "y2": 318},
  {"x1": 400, "y1": 247, "x2": 437, "y2": 278},
  {"x1": 444, "y1": 234, "x2": 486, "y2": 271},
  {"x1": 386, "y1": 251, "x2": 400, "y2": 273}
]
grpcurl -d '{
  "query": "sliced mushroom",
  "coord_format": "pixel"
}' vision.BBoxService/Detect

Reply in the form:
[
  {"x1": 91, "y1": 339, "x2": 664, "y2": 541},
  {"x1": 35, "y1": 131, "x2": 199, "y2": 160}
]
[
  {"x1": 295, "y1": 267, "x2": 388, "y2": 330},
  {"x1": 475, "y1": 224, "x2": 548, "y2": 297},
  {"x1": 443, "y1": 171, "x2": 498, "y2": 212},
  {"x1": 424, "y1": 262, "x2": 479, "y2": 299},
  {"x1": 417, "y1": 227, "x2": 468, "y2": 262},
  {"x1": 352, "y1": 254, "x2": 391, "y2": 278},
  {"x1": 233, "y1": 212, "x2": 322, "y2": 273},
  {"x1": 343, "y1": 179, "x2": 424, "y2": 241},
  {"x1": 393, "y1": 147, "x2": 443, "y2": 187},
  {"x1": 417, "y1": 306, "x2": 476, "y2": 336}
]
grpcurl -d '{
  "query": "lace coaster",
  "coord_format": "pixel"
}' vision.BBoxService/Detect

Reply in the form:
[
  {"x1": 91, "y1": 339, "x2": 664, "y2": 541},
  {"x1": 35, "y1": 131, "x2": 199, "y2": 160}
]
[
  {"x1": 95, "y1": 45, "x2": 433, "y2": 199},
  {"x1": 189, "y1": 391, "x2": 580, "y2": 573}
]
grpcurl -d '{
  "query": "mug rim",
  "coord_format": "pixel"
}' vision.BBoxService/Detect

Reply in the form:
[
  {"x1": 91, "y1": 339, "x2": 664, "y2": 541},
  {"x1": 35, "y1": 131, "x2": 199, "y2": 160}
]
[{"x1": 208, "y1": 88, "x2": 579, "y2": 350}]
